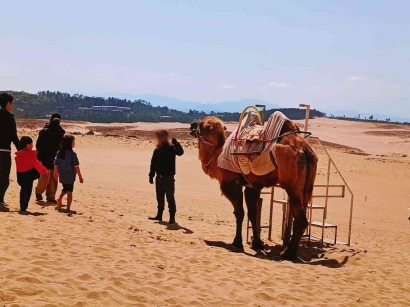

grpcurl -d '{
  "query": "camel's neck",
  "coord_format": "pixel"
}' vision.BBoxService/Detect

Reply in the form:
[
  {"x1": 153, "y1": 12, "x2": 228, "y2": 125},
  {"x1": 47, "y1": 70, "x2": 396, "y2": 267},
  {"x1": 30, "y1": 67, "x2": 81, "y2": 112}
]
[{"x1": 198, "y1": 141, "x2": 224, "y2": 179}]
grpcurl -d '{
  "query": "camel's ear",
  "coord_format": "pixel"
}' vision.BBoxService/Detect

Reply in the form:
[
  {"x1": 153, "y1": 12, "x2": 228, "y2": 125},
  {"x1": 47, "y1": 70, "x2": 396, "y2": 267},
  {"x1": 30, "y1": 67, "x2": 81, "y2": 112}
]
[{"x1": 205, "y1": 124, "x2": 214, "y2": 132}]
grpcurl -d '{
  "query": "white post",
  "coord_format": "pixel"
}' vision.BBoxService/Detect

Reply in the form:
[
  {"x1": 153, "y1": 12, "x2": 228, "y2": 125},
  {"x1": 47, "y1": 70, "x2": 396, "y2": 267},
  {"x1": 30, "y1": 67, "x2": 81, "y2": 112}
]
[{"x1": 299, "y1": 104, "x2": 311, "y2": 132}]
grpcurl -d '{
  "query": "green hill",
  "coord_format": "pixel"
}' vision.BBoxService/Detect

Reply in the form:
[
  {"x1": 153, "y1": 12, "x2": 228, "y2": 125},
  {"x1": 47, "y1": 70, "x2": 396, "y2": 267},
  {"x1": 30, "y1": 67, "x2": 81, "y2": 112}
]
[{"x1": 6, "y1": 91, "x2": 325, "y2": 123}]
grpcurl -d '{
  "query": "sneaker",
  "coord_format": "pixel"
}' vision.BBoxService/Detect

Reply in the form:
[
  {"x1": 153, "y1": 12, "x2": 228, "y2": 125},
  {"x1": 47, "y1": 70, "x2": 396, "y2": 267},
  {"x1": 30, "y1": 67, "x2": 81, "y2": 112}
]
[
  {"x1": 148, "y1": 210, "x2": 163, "y2": 221},
  {"x1": 47, "y1": 199, "x2": 57, "y2": 204},
  {"x1": 36, "y1": 194, "x2": 43, "y2": 201}
]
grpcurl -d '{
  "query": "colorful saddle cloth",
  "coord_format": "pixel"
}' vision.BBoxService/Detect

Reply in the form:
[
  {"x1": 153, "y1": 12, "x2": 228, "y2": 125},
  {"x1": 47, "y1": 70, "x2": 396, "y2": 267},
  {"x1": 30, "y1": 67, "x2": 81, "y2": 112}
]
[{"x1": 217, "y1": 111, "x2": 288, "y2": 176}]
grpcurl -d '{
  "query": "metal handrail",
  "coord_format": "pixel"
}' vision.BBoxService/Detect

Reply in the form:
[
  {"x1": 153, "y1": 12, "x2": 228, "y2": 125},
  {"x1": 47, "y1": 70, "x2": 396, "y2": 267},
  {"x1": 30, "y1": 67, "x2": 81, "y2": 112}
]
[{"x1": 310, "y1": 137, "x2": 354, "y2": 246}]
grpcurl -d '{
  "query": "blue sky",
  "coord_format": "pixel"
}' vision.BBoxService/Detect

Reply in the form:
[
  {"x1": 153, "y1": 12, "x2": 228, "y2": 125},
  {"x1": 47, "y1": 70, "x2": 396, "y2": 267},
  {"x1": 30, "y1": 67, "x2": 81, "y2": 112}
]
[{"x1": 1, "y1": 0, "x2": 409, "y2": 117}]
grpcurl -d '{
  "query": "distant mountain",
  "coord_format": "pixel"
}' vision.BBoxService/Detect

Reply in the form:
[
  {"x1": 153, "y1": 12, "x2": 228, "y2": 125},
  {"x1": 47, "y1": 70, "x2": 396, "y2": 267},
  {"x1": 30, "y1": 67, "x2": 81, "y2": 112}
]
[
  {"x1": 7, "y1": 90, "x2": 316, "y2": 123},
  {"x1": 95, "y1": 93, "x2": 281, "y2": 113},
  {"x1": 210, "y1": 99, "x2": 281, "y2": 113},
  {"x1": 322, "y1": 109, "x2": 410, "y2": 123}
]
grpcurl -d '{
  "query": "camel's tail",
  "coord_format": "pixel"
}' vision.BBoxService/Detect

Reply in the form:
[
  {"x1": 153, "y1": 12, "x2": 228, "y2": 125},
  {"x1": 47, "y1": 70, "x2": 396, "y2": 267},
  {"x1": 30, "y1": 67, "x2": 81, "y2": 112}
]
[{"x1": 303, "y1": 143, "x2": 318, "y2": 206}]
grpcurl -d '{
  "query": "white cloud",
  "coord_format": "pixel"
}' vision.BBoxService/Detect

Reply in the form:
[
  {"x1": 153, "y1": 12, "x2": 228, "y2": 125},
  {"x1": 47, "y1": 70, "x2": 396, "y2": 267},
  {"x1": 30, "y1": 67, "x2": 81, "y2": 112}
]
[
  {"x1": 387, "y1": 83, "x2": 401, "y2": 90},
  {"x1": 151, "y1": 72, "x2": 176, "y2": 78},
  {"x1": 267, "y1": 81, "x2": 294, "y2": 88},
  {"x1": 219, "y1": 84, "x2": 236, "y2": 90},
  {"x1": 260, "y1": 81, "x2": 294, "y2": 90},
  {"x1": 308, "y1": 85, "x2": 323, "y2": 91},
  {"x1": 346, "y1": 76, "x2": 401, "y2": 92},
  {"x1": 348, "y1": 76, "x2": 366, "y2": 82}
]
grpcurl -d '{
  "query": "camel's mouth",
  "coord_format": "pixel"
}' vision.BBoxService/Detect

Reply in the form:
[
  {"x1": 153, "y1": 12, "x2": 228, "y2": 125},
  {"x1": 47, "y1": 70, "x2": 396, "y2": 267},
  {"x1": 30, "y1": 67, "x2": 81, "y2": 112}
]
[{"x1": 189, "y1": 122, "x2": 199, "y2": 137}]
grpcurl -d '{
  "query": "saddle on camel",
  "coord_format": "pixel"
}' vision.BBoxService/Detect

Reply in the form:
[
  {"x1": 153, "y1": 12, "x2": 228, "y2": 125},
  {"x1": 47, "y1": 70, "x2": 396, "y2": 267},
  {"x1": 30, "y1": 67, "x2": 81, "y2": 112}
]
[{"x1": 190, "y1": 107, "x2": 318, "y2": 260}]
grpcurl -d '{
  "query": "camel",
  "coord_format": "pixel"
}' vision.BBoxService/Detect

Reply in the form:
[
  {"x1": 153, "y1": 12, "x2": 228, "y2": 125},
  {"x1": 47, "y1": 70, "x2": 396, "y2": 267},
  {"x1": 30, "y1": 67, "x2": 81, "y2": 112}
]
[{"x1": 189, "y1": 115, "x2": 318, "y2": 260}]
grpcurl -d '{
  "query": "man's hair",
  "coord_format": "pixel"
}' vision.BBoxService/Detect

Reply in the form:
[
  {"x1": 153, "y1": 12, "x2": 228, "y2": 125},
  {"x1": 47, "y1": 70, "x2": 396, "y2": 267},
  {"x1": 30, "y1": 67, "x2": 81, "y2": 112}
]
[
  {"x1": 49, "y1": 118, "x2": 61, "y2": 129},
  {"x1": 51, "y1": 113, "x2": 61, "y2": 120},
  {"x1": 155, "y1": 129, "x2": 169, "y2": 138},
  {"x1": 0, "y1": 92, "x2": 14, "y2": 109},
  {"x1": 19, "y1": 136, "x2": 33, "y2": 149}
]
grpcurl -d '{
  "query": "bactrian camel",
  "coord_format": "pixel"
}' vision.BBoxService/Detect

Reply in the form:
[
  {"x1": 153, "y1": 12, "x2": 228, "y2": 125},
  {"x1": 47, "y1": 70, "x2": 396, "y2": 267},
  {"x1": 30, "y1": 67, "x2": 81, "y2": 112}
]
[{"x1": 190, "y1": 116, "x2": 318, "y2": 260}]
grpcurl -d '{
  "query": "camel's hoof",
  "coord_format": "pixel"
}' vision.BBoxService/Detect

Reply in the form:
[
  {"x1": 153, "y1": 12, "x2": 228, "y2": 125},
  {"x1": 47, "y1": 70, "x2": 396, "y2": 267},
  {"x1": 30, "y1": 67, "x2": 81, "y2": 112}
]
[
  {"x1": 232, "y1": 239, "x2": 244, "y2": 250},
  {"x1": 279, "y1": 248, "x2": 297, "y2": 261},
  {"x1": 251, "y1": 238, "x2": 264, "y2": 250},
  {"x1": 232, "y1": 242, "x2": 244, "y2": 250}
]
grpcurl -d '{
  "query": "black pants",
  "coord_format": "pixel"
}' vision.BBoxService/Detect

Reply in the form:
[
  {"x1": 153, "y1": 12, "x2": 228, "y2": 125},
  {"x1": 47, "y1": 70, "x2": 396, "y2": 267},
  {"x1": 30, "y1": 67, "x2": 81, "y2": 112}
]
[
  {"x1": 155, "y1": 175, "x2": 176, "y2": 214},
  {"x1": 17, "y1": 169, "x2": 39, "y2": 211},
  {"x1": 0, "y1": 152, "x2": 11, "y2": 203}
]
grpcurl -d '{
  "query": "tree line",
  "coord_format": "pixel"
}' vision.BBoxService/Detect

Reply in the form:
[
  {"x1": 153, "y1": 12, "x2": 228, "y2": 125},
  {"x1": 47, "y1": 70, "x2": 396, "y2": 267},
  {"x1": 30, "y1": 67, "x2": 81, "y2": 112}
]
[{"x1": 7, "y1": 91, "x2": 325, "y2": 123}]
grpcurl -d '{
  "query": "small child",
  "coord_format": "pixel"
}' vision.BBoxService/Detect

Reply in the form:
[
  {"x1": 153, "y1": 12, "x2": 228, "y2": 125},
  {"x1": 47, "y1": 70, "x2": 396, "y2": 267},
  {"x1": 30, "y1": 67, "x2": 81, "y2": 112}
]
[
  {"x1": 15, "y1": 136, "x2": 48, "y2": 212},
  {"x1": 54, "y1": 135, "x2": 83, "y2": 211}
]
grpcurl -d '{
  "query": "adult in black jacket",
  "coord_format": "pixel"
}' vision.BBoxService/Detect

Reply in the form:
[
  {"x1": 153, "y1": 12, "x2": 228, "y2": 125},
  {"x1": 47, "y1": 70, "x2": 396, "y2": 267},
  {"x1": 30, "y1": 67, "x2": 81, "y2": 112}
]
[
  {"x1": 0, "y1": 92, "x2": 19, "y2": 205},
  {"x1": 35, "y1": 114, "x2": 65, "y2": 202},
  {"x1": 148, "y1": 130, "x2": 184, "y2": 224}
]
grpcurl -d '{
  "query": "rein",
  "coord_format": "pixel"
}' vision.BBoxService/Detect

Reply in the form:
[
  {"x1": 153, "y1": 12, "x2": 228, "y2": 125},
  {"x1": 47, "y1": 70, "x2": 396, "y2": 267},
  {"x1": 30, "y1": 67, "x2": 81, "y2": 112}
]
[{"x1": 197, "y1": 135, "x2": 219, "y2": 173}]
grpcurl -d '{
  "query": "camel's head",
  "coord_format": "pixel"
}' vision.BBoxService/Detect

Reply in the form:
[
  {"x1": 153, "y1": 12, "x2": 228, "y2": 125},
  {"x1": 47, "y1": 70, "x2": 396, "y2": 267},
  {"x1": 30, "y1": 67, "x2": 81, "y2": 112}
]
[{"x1": 189, "y1": 116, "x2": 227, "y2": 147}]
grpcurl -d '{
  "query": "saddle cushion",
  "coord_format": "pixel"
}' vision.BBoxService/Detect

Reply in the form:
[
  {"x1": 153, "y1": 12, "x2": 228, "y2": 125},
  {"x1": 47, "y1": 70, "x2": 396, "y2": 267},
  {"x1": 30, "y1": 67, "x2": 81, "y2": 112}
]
[{"x1": 217, "y1": 111, "x2": 289, "y2": 176}]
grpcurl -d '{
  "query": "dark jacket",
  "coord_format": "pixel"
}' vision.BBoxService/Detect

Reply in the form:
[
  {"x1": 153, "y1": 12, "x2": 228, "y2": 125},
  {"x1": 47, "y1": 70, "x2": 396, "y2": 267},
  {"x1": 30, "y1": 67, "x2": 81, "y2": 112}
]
[
  {"x1": 36, "y1": 122, "x2": 65, "y2": 169},
  {"x1": 0, "y1": 109, "x2": 19, "y2": 151},
  {"x1": 149, "y1": 140, "x2": 184, "y2": 178}
]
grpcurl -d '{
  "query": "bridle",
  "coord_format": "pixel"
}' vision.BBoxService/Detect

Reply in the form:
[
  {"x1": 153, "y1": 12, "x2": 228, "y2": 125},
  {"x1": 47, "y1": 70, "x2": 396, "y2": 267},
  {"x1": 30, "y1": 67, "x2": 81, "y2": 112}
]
[{"x1": 192, "y1": 125, "x2": 219, "y2": 172}]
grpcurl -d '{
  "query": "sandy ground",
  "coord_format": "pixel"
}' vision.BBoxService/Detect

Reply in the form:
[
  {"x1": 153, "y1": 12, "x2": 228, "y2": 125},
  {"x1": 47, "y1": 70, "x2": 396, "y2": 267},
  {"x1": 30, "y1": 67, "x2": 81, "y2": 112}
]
[{"x1": 1, "y1": 118, "x2": 409, "y2": 306}]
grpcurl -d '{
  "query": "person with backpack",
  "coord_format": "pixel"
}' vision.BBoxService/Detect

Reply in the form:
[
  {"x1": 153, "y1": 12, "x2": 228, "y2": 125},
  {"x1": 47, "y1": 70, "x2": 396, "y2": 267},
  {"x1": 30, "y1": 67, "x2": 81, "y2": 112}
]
[
  {"x1": 0, "y1": 92, "x2": 20, "y2": 206},
  {"x1": 35, "y1": 113, "x2": 65, "y2": 203}
]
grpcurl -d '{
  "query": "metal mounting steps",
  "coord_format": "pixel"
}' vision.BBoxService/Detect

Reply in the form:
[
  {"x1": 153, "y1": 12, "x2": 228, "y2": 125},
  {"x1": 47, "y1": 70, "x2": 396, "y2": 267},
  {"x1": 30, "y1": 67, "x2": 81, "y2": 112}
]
[
  {"x1": 307, "y1": 204, "x2": 325, "y2": 210},
  {"x1": 308, "y1": 220, "x2": 338, "y2": 244}
]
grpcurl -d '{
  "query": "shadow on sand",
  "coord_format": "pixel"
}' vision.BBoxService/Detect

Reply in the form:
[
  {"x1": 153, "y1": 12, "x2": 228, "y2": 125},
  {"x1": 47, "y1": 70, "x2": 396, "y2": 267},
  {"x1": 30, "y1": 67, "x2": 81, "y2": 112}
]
[
  {"x1": 204, "y1": 239, "x2": 351, "y2": 268},
  {"x1": 35, "y1": 200, "x2": 57, "y2": 208},
  {"x1": 157, "y1": 221, "x2": 194, "y2": 234},
  {"x1": 57, "y1": 208, "x2": 82, "y2": 216},
  {"x1": 0, "y1": 205, "x2": 10, "y2": 212},
  {"x1": 1, "y1": 205, "x2": 47, "y2": 216},
  {"x1": 18, "y1": 211, "x2": 48, "y2": 216}
]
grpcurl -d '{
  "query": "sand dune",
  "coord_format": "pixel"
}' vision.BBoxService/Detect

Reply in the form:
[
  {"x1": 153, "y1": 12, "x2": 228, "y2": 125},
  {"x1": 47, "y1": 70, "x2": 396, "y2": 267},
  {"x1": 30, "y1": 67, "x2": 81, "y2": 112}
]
[{"x1": 1, "y1": 118, "x2": 409, "y2": 306}]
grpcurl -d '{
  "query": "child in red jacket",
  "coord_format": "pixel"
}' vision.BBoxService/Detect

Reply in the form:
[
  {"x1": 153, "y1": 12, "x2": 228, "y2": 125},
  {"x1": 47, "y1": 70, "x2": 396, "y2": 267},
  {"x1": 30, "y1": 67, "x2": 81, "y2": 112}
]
[{"x1": 15, "y1": 136, "x2": 47, "y2": 212}]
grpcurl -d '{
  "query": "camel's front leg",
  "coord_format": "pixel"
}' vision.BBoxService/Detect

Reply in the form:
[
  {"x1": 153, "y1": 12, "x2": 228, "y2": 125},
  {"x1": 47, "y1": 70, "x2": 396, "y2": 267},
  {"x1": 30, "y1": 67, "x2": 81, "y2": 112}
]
[
  {"x1": 244, "y1": 187, "x2": 264, "y2": 250},
  {"x1": 221, "y1": 182, "x2": 244, "y2": 250}
]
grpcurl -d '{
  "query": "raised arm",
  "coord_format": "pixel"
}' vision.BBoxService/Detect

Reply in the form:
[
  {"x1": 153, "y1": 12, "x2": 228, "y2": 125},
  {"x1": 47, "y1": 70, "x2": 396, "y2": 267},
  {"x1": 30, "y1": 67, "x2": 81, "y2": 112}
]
[{"x1": 171, "y1": 138, "x2": 184, "y2": 156}]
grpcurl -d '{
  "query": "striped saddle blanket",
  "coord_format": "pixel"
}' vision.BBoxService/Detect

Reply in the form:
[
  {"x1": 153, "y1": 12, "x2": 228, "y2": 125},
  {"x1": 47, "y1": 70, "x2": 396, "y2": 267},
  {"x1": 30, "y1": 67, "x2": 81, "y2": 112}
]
[{"x1": 217, "y1": 111, "x2": 288, "y2": 176}]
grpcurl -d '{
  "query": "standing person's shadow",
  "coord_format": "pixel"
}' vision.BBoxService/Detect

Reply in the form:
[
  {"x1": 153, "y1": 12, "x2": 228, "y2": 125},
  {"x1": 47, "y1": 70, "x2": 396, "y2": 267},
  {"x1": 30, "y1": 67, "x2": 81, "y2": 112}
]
[
  {"x1": 0, "y1": 205, "x2": 10, "y2": 212},
  {"x1": 18, "y1": 211, "x2": 48, "y2": 216},
  {"x1": 35, "y1": 200, "x2": 56, "y2": 208},
  {"x1": 157, "y1": 221, "x2": 194, "y2": 234}
]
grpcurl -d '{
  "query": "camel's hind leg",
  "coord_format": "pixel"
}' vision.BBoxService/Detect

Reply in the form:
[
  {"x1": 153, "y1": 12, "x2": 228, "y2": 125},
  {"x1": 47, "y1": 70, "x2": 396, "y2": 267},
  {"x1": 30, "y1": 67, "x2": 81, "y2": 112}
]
[
  {"x1": 280, "y1": 193, "x2": 308, "y2": 260},
  {"x1": 275, "y1": 143, "x2": 309, "y2": 260},
  {"x1": 244, "y1": 187, "x2": 264, "y2": 250},
  {"x1": 221, "y1": 182, "x2": 244, "y2": 250}
]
